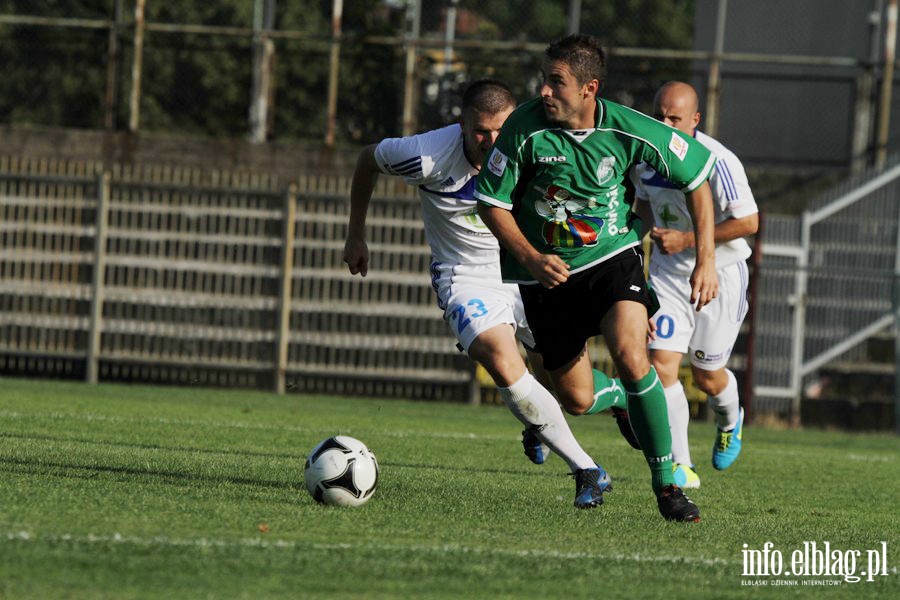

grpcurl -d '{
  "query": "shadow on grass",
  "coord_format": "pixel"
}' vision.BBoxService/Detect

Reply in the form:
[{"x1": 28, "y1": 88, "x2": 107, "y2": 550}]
[
  {"x1": 0, "y1": 455, "x2": 301, "y2": 493},
  {"x1": 0, "y1": 431, "x2": 639, "y2": 487}
]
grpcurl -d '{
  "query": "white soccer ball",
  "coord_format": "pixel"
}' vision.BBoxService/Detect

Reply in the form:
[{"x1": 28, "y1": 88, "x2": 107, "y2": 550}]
[{"x1": 304, "y1": 435, "x2": 379, "y2": 507}]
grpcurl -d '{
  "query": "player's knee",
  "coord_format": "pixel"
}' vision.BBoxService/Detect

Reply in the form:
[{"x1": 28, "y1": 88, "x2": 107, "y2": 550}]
[
  {"x1": 693, "y1": 367, "x2": 726, "y2": 395},
  {"x1": 611, "y1": 348, "x2": 650, "y2": 382},
  {"x1": 476, "y1": 353, "x2": 525, "y2": 388},
  {"x1": 551, "y1": 384, "x2": 593, "y2": 415},
  {"x1": 559, "y1": 394, "x2": 592, "y2": 416}
]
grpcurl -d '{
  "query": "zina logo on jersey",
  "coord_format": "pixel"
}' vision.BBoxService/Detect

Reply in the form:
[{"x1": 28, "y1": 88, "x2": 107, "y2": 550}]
[{"x1": 596, "y1": 157, "x2": 616, "y2": 185}]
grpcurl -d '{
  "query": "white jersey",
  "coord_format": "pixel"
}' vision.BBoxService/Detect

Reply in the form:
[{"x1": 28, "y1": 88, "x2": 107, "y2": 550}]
[
  {"x1": 374, "y1": 124, "x2": 499, "y2": 266},
  {"x1": 632, "y1": 130, "x2": 758, "y2": 276}
]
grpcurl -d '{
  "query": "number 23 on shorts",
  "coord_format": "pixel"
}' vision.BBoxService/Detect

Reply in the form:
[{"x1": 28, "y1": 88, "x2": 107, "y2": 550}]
[{"x1": 450, "y1": 298, "x2": 488, "y2": 334}]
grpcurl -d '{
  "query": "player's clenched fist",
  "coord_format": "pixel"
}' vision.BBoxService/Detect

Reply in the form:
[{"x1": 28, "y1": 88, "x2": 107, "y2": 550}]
[
  {"x1": 524, "y1": 253, "x2": 570, "y2": 289},
  {"x1": 343, "y1": 238, "x2": 369, "y2": 277}
]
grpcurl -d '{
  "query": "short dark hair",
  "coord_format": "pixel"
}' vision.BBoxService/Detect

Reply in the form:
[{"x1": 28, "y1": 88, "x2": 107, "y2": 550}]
[
  {"x1": 461, "y1": 79, "x2": 516, "y2": 115},
  {"x1": 545, "y1": 34, "x2": 607, "y2": 87}
]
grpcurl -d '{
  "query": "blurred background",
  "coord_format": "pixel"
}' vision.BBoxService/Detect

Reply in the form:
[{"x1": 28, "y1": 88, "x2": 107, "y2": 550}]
[{"x1": 1, "y1": 0, "x2": 898, "y2": 432}]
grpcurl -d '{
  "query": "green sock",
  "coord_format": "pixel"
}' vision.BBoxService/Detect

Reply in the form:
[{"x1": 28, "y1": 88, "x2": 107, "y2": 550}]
[
  {"x1": 584, "y1": 369, "x2": 627, "y2": 414},
  {"x1": 622, "y1": 367, "x2": 675, "y2": 493}
]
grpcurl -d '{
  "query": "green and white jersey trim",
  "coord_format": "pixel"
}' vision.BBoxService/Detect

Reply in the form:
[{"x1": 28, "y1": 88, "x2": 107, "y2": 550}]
[{"x1": 475, "y1": 97, "x2": 716, "y2": 284}]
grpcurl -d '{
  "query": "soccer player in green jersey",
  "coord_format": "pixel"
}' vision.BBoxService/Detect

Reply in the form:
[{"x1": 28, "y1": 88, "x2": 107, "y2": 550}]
[{"x1": 475, "y1": 34, "x2": 718, "y2": 522}]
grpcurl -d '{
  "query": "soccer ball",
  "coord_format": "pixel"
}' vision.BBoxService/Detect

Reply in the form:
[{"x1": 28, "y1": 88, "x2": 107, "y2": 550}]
[{"x1": 304, "y1": 435, "x2": 379, "y2": 507}]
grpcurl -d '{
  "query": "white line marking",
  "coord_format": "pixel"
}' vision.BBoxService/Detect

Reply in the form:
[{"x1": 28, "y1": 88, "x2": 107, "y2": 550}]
[{"x1": 3, "y1": 530, "x2": 737, "y2": 566}]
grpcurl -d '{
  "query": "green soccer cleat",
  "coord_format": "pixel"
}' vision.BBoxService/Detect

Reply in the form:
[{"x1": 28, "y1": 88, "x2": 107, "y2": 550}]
[
  {"x1": 712, "y1": 407, "x2": 744, "y2": 471},
  {"x1": 672, "y1": 463, "x2": 700, "y2": 488}
]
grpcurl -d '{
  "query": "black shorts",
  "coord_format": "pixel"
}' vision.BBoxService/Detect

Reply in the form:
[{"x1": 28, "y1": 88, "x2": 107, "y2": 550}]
[{"x1": 519, "y1": 247, "x2": 659, "y2": 371}]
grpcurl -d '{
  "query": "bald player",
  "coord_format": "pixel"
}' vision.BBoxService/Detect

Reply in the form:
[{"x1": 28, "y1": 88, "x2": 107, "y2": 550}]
[{"x1": 632, "y1": 81, "x2": 758, "y2": 488}]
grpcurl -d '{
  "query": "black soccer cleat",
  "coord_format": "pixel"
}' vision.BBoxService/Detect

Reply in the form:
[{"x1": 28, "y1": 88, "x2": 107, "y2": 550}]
[
  {"x1": 611, "y1": 407, "x2": 641, "y2": 450},
  {"x1": 656, "y1": 484, "x2": 701, "y2": 522},
  {"x1": 572, "y1": 466, "x2": 612, "y2": 509}
]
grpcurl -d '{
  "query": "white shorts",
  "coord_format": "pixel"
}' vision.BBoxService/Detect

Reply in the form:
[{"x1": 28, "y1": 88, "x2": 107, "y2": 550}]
[
  {"x1": 430, "y1": 261, "x2": 536, "y2": 354},
  {"x1": 648, "y1": 260, "x2": 749, "y2": 371}
]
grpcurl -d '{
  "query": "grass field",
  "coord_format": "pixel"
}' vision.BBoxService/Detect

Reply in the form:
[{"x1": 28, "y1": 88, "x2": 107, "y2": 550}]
[{"x1": 0, "y1": 377, "x2": 897, "y2": 599}]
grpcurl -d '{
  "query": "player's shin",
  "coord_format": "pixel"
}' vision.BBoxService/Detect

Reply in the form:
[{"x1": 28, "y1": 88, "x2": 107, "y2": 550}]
[
  {"x1": 664, "y1": 381, "x2": 692, "y2": 466},
  {"x1": 499, "y1": 371, "x2": 596, "y2": 471},
  {"x1": 623, "y1": 367, "x2": 676, "y2": 493},
  {"x1": 708, "y1": 369, "x2": 740, "y2": 430}
]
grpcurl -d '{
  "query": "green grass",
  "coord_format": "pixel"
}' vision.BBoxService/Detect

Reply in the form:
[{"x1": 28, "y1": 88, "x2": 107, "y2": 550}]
[{"x1": 0, "y1": 377, "x2": 897, "y2": 599}]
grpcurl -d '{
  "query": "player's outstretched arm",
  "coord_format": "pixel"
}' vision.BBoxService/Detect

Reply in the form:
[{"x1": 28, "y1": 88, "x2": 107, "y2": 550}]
[
  {"x1": 477, "y1": 204, "x2": 569, "y2": 288},
  {"x1": 685, "y1": 181, "x2": 718, "y2": 310},
  {"x1": 343, "y1": 144, "x2": 381, "y2": 277}
]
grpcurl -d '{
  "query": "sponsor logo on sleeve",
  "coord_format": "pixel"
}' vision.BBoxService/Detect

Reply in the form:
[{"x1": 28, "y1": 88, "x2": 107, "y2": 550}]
[
  {"x1": 669, "y1": 132, "x2": 689, "y2": 161},
  {"x1": 487, "y1": 148, "x2": 509, "y2": 176}
]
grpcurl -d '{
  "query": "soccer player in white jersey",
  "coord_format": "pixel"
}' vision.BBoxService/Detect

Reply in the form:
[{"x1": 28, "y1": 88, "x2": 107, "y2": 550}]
[
  {"x1": 633, "y1": 81, "x2": 759, "y2": 488},
  {"x1": 342, "y1": 80, "x2": 613, "y2": 508}
]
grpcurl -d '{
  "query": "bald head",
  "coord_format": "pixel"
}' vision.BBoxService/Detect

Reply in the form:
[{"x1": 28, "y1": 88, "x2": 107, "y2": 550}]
[{"x1": 653, "y1": 81, "x2": 700, "y2": 135}]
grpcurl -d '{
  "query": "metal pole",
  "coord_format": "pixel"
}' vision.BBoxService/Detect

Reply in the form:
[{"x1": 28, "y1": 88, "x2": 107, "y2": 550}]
[
  {"x1": 566, "y1": 0, "x2": 582, "y2": 35},
  {"x1": 852, "y1": 1, "x2": 884, "y2": 170},
  {"x1": 104, "y1": 0, "x2": 122, "y2": 129},
  {"x1": 128, "y1": 0, "x2": 146, "y2": 132},
  {"x1": 852, "y1": 70, "x2": 876, "y2": 172},
  {"x1": 876, "y1": 0, "x2": 897, "y2": 168},
  {"x1": 895, "y1": 173, "x2": 900, "y2": 434},
  {"x1": 704, "y1": 0, "x2": 728, "y2": 138},
  {"x1": 249, "y1": 0, "x2": 276, "y2": 143},
  {"x1": 276, "y1": 183, "x2": 298, "y2": 394},
  {"x1": 742, "y1": 211, "x2": 764, "y2": 425},
  {"x1": 324, "y1": 0, "x2": 343, "y2": 148},
  {"x1": 790, "y1": 212, "x2": 811, "y2": 427},
  {"x1": 440, "y1": 0, "x2": 458, "y2": 121},
  {"x1": 87, "y1": 173, "x2": 111, "y2": 384},
  {"x1": 401, "y1": 0, "x2": 421, "y2": 136}
]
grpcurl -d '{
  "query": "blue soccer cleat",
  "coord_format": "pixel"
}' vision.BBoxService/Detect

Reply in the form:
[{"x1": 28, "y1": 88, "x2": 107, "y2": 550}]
[
  {"x1": 522, "y1": 425, "x2": 551, "y2": 465},
  {"x1": 672, "y1": 463, "x2": 701, "y2": 489},
  {"x1": 712, "y1": 407, "x2": 744, "y2": 471},
  {"x1": 572, "y1": 465, "x2": 612, "y2": 509}
]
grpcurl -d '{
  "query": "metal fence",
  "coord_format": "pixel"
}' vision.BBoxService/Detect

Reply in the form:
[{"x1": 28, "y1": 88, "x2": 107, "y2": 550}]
[
  {"x1": 0, "y1": 155, "x2": 702, "y2": 406},
  {"x1": 753, "y1": 155, "x2": 899, "y2": 427},
  {"x1": 0, "y1": 156, "x2": 480, "y2": 400}
]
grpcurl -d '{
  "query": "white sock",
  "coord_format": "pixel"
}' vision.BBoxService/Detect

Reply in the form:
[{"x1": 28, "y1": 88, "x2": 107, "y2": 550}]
[
  {"x1": 664, "y1": 381, "x2": 692, "y2": 466},
  {"x1": 708, "y1": 369, "x2": 740, "y2": 430},
  {"x1": 499, "y1": 372, "x2": 596, "y2": 472}
]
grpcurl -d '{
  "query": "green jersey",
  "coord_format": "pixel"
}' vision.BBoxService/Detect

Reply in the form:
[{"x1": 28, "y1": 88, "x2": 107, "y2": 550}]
[{"x1": 475, "y1": 97, "x2": 716, "y2": 284}]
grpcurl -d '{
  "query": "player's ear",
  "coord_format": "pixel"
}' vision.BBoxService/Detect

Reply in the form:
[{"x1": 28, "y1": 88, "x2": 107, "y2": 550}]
[
  {"x1": 584, "y1": 79, "x2": 600, "y2": 98},
  {"x1": 692, "y1": 111, "x2": 701, "y2": 130}
]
